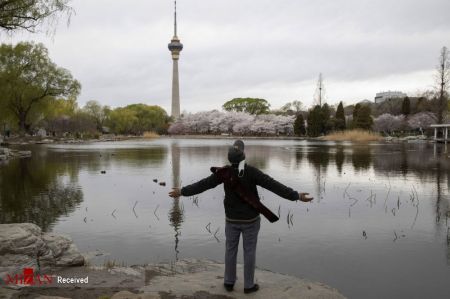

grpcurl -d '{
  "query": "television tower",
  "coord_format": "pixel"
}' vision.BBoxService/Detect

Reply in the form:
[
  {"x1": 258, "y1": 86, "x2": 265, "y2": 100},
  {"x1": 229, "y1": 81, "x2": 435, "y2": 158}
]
[
  {"x1": 168, "y1": 1, "x2": 183, "y2": 118},
  {"x1": 314, "y1": 73, "x2": 325, "y2": 107}
]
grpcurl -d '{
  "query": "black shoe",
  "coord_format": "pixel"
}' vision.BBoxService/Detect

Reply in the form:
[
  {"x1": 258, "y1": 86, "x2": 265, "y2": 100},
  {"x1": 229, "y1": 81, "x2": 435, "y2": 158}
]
[
  {"x1": 244, "y1": 283, "x2": 259, "y2": 294},
  {"x1": 224, "y1": 283, "x2": 234, "y2": 292}
]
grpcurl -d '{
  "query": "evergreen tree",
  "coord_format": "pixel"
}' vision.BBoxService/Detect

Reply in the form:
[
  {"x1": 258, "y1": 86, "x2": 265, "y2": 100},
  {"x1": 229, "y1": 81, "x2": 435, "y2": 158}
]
[
  {"x1": 307, "y1": 105, "x2": 323, "y2": 137},
  {"x1": 352, "y1": 103, "x2": 361, "y2": 128},
  {"x1": 353, "y1": 103, "x2": 361, "y2": 119},
  {"x1": 354, "y1": 105, "x2": 373, "y2": 130},
  {"x1": 294, "y1": 114, "x2": 306, "y2": 136},
  {"x1": 321, "y1": 103, "x2": 333, "y2": 135},
  {"x1": 401, "y1": 96, "x2": 411, "y2": 117},
  {"x1": 335, "y1": 101, "x2": 346, "y2": 130}
]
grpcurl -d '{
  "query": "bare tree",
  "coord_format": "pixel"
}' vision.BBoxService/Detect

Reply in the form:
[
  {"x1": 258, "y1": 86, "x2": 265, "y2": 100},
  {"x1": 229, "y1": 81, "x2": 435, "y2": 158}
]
[
  {"x1": 291, "y1": 100, "x2": 303, "y2": 113},
  {"x1": 280, "y1": 100, "x2": 303, "y2": 114},
  {"x1": 435, "y1": 46, "x2": 449, "y2": 124}
]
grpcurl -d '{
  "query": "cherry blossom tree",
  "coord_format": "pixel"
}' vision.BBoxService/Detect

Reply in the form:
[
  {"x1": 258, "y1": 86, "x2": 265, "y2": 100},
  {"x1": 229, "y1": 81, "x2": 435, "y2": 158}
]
[
  {"x1": 167, "y1": 110, "x2": 294, "y2": 136},
  {"x1": 374, "y1": 114, "x2": 404, "y2": 134},
  {"x1": 168, "y1": 122, "x2": 185, "y2": 135},
  {"x1": 407, "y1": 112, "x2": 437, "y2": 134}
]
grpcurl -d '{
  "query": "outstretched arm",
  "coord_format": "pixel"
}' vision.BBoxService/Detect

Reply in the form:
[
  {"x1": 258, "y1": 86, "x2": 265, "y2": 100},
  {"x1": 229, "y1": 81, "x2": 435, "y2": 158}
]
[
  {"x1": 252, "y1": 167, "x2": 313, "y2": 202},
  {"x1": 168, "y1": 174, "x2": 221, "y2": 198}
]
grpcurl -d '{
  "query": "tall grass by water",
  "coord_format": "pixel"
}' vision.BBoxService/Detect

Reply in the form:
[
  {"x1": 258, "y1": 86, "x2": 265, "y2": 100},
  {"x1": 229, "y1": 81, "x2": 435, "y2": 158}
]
[
  {"x1": 322, "y1": 129, "x2": 383, "y2": 142},
  {"x1": 142, "y1": 131, "x2": 160, "y2": 139}
]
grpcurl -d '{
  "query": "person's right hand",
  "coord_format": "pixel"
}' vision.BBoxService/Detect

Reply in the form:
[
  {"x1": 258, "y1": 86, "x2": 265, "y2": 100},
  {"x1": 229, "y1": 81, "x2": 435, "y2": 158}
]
[
  {"x1": 299, "y1": 192, "x2": 313, "y2": 202},
  {"x1": 169, "y1": 188, "x2": 181, "y2": 198}
]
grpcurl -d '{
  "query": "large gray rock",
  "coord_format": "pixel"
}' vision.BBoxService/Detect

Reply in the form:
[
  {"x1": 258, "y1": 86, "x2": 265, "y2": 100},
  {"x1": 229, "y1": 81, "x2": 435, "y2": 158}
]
[
  {"x1": 40, "y1": 233, "x2": 85, "y2": 266},
  {"x1": 0, "y1": 223, "x2": 44, "y2": 256},
  {"x1": 0, "y1": 223, "x2": 84, "y2": 273}
]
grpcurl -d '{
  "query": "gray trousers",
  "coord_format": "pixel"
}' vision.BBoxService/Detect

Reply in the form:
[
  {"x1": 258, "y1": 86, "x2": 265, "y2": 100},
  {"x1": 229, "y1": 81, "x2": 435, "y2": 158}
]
[{"x1": 224, "y1": 218, "x2": 260, "y2": 289}]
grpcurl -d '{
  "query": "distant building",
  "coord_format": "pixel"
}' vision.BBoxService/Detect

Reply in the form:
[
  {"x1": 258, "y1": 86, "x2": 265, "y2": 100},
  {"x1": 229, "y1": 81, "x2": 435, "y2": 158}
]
[{"x1": 374, "y1": 91, "x2": 407, "y2": 104}]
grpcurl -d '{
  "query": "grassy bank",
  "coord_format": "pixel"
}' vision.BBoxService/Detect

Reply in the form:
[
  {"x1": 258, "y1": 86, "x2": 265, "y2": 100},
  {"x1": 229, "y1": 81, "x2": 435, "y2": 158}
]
[
  {"x1": 142, "y1": 131, "x2": 160, "y2": 139},
  {"x1": 321, "y1": 129, "x2": 383, "y2": 142}
]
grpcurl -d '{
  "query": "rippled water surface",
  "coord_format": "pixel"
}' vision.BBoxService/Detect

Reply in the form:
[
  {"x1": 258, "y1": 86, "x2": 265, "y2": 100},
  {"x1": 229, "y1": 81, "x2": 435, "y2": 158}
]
[{"x1": 1, "y1": 138, "x2": 450, "y2": 298}]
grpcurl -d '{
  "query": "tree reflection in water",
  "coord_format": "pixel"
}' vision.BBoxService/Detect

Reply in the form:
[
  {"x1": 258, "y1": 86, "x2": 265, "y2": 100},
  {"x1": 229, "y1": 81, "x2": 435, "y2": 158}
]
[
  {"x1": 0, "y1": 144, "x2": 168, "y2": 232},
  {"x1": 306, "y1": 145, "x2": 330, "y2": 200},
  {"x1": 351, "y1": 145, "x2": 372, "y2": 171},
  {"x1": 0, "y1": 152, "x2": 83, "y2": 232},
  {"x1": 335, "y1": 145, "x2": 345, "y2": 175}
]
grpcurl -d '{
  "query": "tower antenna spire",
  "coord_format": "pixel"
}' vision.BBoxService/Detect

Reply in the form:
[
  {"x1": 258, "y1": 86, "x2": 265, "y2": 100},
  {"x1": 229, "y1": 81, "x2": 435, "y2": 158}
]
[{"x1": 174, "y1": 0, "x2": 177, "y2": 36}]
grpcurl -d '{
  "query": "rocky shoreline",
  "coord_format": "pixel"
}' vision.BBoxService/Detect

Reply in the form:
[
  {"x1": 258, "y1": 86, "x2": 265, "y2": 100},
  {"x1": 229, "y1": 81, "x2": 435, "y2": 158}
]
[
  {"x1": 0, "y1": 147, "x2": 31, "y2": 162},
  {"x1": 0, "y1": 223, "x2": 346, "y2": 299}
]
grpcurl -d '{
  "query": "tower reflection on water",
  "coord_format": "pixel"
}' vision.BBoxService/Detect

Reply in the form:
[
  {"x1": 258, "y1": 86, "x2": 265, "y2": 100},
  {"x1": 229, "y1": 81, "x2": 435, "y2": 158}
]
[{"x1": 169, "y1": 142, "x2": 184, "y2": 260}]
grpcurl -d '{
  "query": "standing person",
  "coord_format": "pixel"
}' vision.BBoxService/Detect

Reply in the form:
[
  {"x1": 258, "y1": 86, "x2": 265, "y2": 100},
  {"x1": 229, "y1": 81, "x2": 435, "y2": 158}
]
[{"x1": 169, "y1": 140, "x2": 313, "y2": 294}]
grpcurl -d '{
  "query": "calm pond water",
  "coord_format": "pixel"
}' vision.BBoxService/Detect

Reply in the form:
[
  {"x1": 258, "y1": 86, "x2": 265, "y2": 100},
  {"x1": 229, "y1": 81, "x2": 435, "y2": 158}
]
[{"x1": 1, "y1": 138, "x2": 450, "y2": 298}]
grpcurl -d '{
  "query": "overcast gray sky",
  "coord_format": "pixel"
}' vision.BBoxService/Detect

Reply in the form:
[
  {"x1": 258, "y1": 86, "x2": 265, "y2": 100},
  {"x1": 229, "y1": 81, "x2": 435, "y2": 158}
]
[{"x1": 4, "y1": 0, "x2": 450, "y2": 112}]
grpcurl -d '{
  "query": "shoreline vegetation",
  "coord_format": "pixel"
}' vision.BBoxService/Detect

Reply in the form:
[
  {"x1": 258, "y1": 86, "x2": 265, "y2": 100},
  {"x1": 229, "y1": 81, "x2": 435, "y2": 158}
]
[
  {"x1": 320, "y1": 129, "x2": 384, "y2": 142},
  {"x1": 1, "y1": 130, "x2": 433, "y2": 146}
]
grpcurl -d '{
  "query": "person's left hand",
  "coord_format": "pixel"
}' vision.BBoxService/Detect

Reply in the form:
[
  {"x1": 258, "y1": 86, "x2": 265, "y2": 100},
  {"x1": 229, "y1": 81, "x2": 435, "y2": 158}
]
[
  {"x1": 169, "y1": 188, "x2": 181, "y2": 198},
  {"x1": 299, "y1": 192, "x2": 313, "y2": 202}
]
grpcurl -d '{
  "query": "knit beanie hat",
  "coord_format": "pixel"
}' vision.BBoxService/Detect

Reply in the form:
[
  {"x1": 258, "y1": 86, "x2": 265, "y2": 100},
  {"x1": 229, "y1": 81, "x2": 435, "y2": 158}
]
[
  {"x1": 228, "y1": 140, "x2": 246, "y2": 177},
  {"x1": 233, "y1": 140, "x2": 244, "y2": 151},
  {"x1": 228, "y1": 146, "x2": 245, "y2": 164}
]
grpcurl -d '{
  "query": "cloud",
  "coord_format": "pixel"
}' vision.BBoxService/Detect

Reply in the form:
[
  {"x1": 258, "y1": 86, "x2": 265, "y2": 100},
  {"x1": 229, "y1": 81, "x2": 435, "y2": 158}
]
[{"x1": 3, "y1": 0, "x2": 449, "y2": 112}]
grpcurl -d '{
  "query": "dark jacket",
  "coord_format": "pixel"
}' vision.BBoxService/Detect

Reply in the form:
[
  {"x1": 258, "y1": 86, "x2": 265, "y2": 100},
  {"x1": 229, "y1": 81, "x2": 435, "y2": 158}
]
[{"x1": 181, "y1": 164, "x2": 300, "y2": 221}]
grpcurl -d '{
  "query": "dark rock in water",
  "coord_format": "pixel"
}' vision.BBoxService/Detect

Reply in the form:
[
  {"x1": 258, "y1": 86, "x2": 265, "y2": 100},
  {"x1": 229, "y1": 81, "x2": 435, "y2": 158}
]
[
  {"x1": 159, "y1": 182, "x2": 166, "y2": 186},
  {"x1": 17, "y1": 150, "x2": 31, "y2": 158},
  {"x1": 153, "y1": 179, "x2": 158, "y2": 183},
  {"x1": 0, "y1": 147, "x2": 11, "y2": 155},
  {"x1": 101, "y1": 170, "x2": 106, "y2": 174}
]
